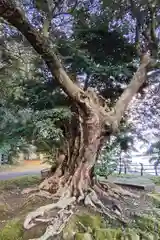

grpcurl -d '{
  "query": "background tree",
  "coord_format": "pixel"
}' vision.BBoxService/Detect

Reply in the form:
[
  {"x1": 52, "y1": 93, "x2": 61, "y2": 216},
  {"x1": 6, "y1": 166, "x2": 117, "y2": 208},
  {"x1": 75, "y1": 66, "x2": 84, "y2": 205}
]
[
  {"x1": 0, "y1": 0, "x2": 159, "y2": 238},
  {"x1": 96, "y1": 122, "x2": 136, "y2": 176},
  {"x1": 146, "y1": 140, "x2": 160, "y2": 176},
  {"x1": 114, "y1": 123, "x2": 135, "y2": 174}
]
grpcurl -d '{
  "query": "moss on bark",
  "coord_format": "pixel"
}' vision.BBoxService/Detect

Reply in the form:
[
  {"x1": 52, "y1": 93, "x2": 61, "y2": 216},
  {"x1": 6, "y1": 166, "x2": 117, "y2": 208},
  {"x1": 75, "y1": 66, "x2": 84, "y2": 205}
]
[
  {"x1": 63, "y1": 210, "x2": 159, "y2": 240},
  {"x1": 0, "y1": 219, "x2": 24, "y2": 240},
  {"x1": 0, "y1": 210, "x2": 159, "y2": 240},
  {"x1": 63, "y1": 211, "x2": 125, "y2": 240}
]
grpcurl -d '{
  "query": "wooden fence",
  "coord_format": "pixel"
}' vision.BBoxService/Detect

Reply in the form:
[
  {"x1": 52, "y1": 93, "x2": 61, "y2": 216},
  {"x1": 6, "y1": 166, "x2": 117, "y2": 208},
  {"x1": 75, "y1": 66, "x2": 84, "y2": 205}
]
[{"x1": 116, "y1": 163, "x2": 159, "y2": 176}]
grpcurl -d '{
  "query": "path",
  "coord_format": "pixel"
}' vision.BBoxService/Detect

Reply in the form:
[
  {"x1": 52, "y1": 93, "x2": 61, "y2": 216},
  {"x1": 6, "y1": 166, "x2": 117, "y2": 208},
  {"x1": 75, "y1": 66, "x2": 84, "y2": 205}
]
[
  {"x1": 0, "y1": 169, "x2": 41, "y2": 180},
  {"x1": 1, "y1": 170, "x2": 160, "y2": 194},
  {"x1": 0, "y1": 162, "x2": 50, "y2": 180}
]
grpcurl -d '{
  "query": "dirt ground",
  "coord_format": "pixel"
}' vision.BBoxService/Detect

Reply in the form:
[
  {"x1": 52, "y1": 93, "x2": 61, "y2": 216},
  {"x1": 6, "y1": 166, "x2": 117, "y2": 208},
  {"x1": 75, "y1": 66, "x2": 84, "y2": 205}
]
[
  {"x1": 0, "y1": 188, "x2": 154, "y2": 223},
  {"x1": 0, "y1": 177, "x2": 54, "y2": 239},
  {"x1": 0, "y1": 189, "x2": 26, "y2": 228},
  {"x1": 0, "y1": 176, "x2": 159, "y2": 240}
]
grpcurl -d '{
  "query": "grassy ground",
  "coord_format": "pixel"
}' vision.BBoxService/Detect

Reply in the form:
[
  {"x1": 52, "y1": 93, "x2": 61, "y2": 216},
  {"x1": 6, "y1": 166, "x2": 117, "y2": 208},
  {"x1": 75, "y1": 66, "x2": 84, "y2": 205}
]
[
  {"x1": 150, "y1": 176, "x2": 160, "y2": 185},
  {"x1": 0, "y1": 175, "x2": 52, "y2": 240},
  {"x1": 1, "y1": 174, "x2": 160, "y2": 240},
  {"x1": 110, "y1": 173, "x2": 160, "y2": 185},
  {"x1": 0, "y1": 175, "x2": 41, "y2": 191}
]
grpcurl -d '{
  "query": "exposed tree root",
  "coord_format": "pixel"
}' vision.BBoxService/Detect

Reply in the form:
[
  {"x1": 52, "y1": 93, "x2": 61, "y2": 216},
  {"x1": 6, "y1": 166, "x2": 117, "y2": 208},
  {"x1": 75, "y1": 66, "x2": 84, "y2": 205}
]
[
  {"x1": 23, "y1": 177, "x2": 141, "y2": 240},
  {"x1": 22, "y1": 187, "x2": 39, "y2": 195},
  {"x1": 28, "y1": 208, "x2": 74, "y2": 240},
  {"x1": 27, "y1": 190, "x2": 55, "y2": 200},
  {"x1": 94, "y1": 180, "x2": 139, "y2": 200},
  {"x1": 24, "y1": 196, "x2": 76, "y2": 230}
]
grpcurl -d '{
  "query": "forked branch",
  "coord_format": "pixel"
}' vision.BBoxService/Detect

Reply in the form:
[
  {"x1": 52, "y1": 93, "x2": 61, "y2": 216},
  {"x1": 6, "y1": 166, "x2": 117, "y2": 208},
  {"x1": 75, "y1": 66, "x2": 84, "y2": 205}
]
[
  {"x1": 113, "y1": 53, "x2": 153, "y2": 124},
  {"x1": 129, "y1": 0, "x2": 142, "y2": 54},
  {"x1": 0, "y1": 0, "x2": 83, "y2": 101},
  {"x1": 142, "y1": 0, "x2": 158, "y2": 57},
  {"x1": 113, "y1": 0, "x2": 159, "y2": 125}
]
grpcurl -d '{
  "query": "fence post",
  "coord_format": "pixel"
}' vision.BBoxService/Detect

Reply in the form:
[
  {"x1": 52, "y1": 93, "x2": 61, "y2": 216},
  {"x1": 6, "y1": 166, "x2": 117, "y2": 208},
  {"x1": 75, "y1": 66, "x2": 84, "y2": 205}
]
[
  {"x1": 140, "y1": 163, "x2": 144, "y2": 176},
  {"x1": 118, "y1": 165, "x2": 122, "y2": 175},
  {"x1": 124, "y1": 165, "x2": 127, "y2": 174}
]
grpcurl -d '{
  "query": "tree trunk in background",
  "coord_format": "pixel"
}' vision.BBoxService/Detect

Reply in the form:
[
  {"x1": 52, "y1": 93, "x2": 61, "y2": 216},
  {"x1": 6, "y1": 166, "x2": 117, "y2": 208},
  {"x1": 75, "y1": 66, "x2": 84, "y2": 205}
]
[
  {"x1": 155, "y1": 165, "x2": 158, "y2": 176},
  {"x1": 124, "y1": 165, "x2": 127, "y2": 174},
  {"x1": 118, "y1": 151, "x2": 122, "y2": 175},
  {"x1": 140, "y1": 163, "x2": 144, "y2": 176}
]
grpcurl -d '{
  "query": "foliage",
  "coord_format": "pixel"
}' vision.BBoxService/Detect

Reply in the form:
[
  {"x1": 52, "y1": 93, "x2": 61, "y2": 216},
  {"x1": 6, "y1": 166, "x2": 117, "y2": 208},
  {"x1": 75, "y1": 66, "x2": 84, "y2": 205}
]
[
  {"x1": 0, "y1": 2, "x2": 160, "y2": 240},
  {"x1": 146, "y1": 140, "x2": 160, "y2": 175},
  {"x1": 95, "y1": 144, "x2": 119, "y2": 177},
  {"x1": 0, "y1": 1, "x2": 140, "y2": 163},
  {"x1": 0, "y1": 0, "x2": 159, "y2": 168},
  {"x1": 151, "y1": 176, "x2": 160, "y2": 186},
  {"x1": 96, "y1": 121, "x2": 136, "y2": 176}
]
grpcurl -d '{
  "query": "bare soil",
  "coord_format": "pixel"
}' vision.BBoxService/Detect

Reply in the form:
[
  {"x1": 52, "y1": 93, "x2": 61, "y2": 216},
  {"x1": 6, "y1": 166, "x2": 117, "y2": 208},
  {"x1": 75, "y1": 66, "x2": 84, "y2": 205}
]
[
  {"x1": 0, "y1": 179, "x2": 158, "y2": 240},
  {"x1": 0, "y1": 187, "x2": 54, "y2": 239},
  {"x1": 0, "y1": 186, "x2": 154, "y2": 227}
]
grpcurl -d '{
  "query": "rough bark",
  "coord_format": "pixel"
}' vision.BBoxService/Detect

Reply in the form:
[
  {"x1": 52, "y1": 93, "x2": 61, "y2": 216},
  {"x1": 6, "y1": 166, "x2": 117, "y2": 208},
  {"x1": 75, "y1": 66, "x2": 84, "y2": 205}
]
[
  {"x1": 0, "y1": 1, "x2": 157, "y2": 239},
  {"x1": 22, "y1": 89, "x2": 140, "y2": 239},
  {"x1": 113, "y1": 53, "x2": 153, "y2": 125},
  {"x1": 39, "y1": 88, "x2": 110, "y2": 196}
]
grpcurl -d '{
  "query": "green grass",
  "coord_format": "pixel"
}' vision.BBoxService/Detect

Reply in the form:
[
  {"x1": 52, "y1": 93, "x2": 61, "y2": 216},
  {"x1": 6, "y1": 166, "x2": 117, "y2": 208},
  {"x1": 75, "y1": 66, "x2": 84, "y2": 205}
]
[
  {"x1": 111, "y1": 173, "x2": 139, "y2": 178},
  {"x1": 112, "y1": 173, "x2": 160, "y2": 184},
  {"x1": 0, "y1": 219, "x2": 24, "y2": 240},
  {"x1": 151, "y1": 176, "x2": 160, "y2": 185},
  {"x1": 0, "y1": 175, "x2": 41, "y2": 191}
]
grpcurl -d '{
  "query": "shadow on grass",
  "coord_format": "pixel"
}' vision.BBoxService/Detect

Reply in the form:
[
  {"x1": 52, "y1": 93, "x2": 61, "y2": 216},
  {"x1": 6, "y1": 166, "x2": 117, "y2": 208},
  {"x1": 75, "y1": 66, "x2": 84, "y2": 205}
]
[{"x1": 0, "y1": 175, "x2": 41, "y2": 191}]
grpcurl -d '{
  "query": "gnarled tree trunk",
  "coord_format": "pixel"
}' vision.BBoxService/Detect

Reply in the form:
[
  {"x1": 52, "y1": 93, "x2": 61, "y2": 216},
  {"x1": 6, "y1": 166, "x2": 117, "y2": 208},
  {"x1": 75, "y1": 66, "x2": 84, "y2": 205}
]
[
  {"x1": 0, "y1": 1, "x2": 156, "y2": 239},
  {"x1": 39, "y1": 89, "x2": 111, "y2": 200}
]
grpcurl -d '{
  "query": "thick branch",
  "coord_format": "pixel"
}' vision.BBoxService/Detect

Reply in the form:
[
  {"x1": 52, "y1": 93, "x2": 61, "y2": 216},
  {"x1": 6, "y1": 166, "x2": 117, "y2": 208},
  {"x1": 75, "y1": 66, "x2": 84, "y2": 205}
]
[
  {"x1": 83, "y1": 74, "x2": 90, "y2": 91},
  {"x1": 0, "y1": 0, "x2": 83, "y2": 100},
  {"x1": 52, "y1": 0, "x2": 78, "y2": 18},
  {"x1": 129, "y1": 0, "x2": 141, "y2": 45},
  {"x1": 129, "y1": 0, "x2": 145, "y2": 56},
  {"x1": 114, "y1": 53, "x2": 153, "y2": 124},
  {"x1": 142, "y1": 0, "x2": 158, "y2": 57}
]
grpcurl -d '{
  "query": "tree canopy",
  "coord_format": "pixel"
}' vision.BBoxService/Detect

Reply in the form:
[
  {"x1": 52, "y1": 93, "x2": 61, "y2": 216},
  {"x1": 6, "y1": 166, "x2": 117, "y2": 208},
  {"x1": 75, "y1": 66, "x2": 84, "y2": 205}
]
[
  {"x1": 0, "y1": 0, "x2": 138, "y2": 157},
  {"x1": 0, "y1": 0, "x2": 159, "y2": 158},
  {"x1": 0, "y1": 0, "x2": 160, "y2": 239}
]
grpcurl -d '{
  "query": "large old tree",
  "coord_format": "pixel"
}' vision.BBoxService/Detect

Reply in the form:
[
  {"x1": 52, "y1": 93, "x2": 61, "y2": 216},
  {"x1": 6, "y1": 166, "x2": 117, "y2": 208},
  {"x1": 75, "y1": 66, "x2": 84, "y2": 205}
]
[{"x1": 0, "y1": 0, "x2": 159, "y2": 238}]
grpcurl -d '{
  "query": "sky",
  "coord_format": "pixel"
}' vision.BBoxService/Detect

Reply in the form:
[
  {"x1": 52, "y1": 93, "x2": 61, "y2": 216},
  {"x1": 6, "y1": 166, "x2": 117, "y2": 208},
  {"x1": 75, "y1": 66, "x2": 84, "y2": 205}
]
[
  {"x1": 22, "y1": 0, "x2": 160, "y2": 167},
  {"x1": 127, "y1": 70, "x2": 160, "y2": 165},
  {"x1": 1, "y1": 0, "x2": 160, "y2": 169}
]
